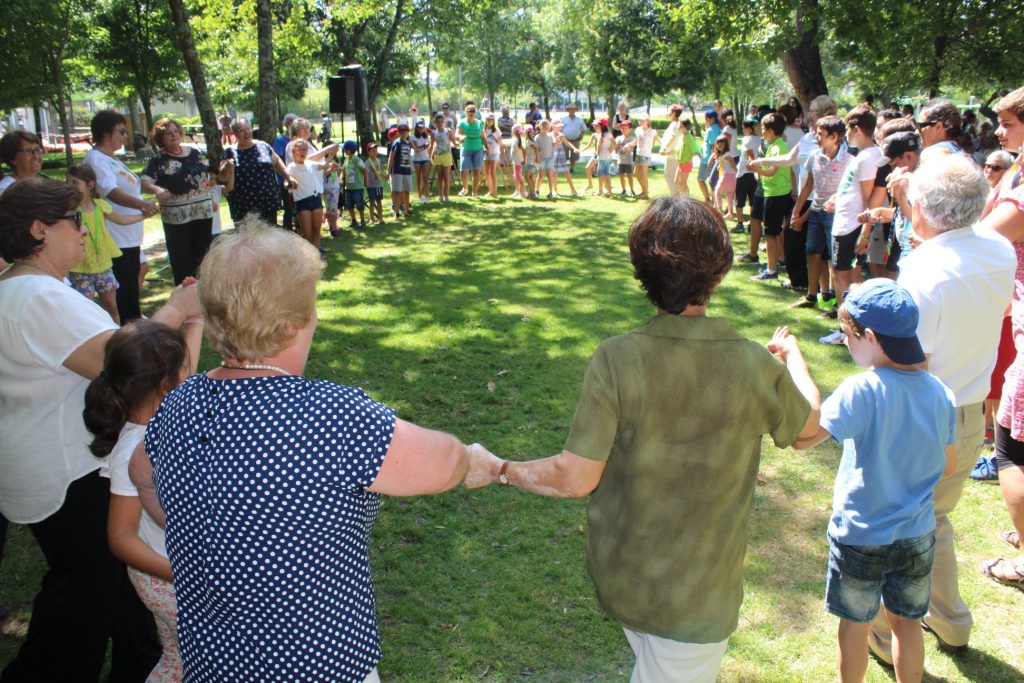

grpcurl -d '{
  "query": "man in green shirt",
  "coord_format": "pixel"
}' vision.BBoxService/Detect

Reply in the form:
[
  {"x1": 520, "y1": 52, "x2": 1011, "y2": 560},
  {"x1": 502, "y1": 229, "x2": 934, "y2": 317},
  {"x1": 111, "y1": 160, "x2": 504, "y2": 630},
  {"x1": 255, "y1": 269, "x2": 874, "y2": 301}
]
[{"x1": 467, "y1": 197, "x2": 820, "y2": 682}]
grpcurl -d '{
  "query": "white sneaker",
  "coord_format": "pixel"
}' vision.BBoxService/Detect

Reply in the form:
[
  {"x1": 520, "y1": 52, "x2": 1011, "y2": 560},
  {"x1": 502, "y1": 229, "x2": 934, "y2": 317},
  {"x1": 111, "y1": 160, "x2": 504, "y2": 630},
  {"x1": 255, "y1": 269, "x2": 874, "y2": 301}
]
[{"x1": 818, "y1": 330, "x2": 846, "y2": 345}]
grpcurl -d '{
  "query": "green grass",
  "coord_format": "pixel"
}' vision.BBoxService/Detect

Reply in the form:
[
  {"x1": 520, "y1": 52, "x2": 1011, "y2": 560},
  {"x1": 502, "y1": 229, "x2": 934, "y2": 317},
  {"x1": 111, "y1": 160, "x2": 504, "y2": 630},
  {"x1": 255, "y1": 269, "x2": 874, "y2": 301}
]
[{"x1": 2, "y1": 170, "x2": 1022, "y2": 682}]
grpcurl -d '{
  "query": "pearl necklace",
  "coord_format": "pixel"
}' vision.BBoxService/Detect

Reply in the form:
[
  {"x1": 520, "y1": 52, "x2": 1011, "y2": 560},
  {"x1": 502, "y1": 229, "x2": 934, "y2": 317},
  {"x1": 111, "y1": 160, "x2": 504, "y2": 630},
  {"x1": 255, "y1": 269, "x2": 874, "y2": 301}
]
[{"x1": 220, "y1": 362, "x2": 291, "y2": 376}]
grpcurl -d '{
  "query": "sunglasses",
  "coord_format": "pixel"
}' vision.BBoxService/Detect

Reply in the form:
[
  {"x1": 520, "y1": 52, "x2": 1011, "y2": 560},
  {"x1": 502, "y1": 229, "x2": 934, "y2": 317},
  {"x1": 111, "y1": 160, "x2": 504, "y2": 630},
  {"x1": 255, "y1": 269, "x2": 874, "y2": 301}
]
[
  {"x1": 984, "y1": 163, "x2": 1007, "y2": 171},
  {"x1": 59, "y1": 211, "x2": 82, "y2": 230},
  {"x1": 915, "y1": 120, "x2": 938, "y2": 130}
]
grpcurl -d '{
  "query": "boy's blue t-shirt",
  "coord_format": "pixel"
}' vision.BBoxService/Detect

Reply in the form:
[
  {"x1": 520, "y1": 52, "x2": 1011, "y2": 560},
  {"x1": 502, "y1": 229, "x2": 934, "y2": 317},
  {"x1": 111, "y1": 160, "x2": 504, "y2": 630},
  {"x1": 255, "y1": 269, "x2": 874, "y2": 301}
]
[{"x1": 821, "y1": 367, "x2": 956, "y2": 546}]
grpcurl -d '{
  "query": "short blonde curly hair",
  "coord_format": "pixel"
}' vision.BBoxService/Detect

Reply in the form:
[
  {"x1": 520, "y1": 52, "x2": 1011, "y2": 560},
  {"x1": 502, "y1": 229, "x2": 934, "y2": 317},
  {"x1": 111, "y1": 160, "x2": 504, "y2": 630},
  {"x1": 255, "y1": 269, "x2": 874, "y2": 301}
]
[
  {"x1": 149, "y1": 117, "x2": 181, "y2": 149},
  {"x1": 199, "y1": 216, "x2": 323, "y2": 360}
]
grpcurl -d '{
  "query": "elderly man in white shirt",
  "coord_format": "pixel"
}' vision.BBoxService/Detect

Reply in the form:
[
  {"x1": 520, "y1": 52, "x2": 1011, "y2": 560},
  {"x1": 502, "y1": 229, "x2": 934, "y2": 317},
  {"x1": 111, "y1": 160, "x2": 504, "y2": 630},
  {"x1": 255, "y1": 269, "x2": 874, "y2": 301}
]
[
  {"x1": 560, "y1": 103, "x2": 588, "y2": 173},
  {"x1": 869, "y1": 154, "x2": 1016, "y2": 664}
]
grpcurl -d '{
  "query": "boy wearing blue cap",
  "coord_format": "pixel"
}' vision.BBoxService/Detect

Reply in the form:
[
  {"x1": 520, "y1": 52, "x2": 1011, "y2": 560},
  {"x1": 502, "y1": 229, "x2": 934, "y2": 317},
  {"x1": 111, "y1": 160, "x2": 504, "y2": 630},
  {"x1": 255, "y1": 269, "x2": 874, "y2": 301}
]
[
  {"x1": 792, "y1": 278, "x2": 957, "y2": 683},
  {"x1": 341, "y1": 140, "x2": 368, "y2": 229}
]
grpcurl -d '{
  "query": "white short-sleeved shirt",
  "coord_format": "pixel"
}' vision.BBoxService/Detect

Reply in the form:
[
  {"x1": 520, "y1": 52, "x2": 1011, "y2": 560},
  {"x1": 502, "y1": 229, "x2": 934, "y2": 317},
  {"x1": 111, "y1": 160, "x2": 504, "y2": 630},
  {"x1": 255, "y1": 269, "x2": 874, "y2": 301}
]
[
  {"x1": 287, "y1": 160, "x2": 327, "y2": 201},
  {"x1": 0, "y1": 275, "x2": 118, "y2": 523},
  {"x1": 84, "y1": 148, "x2": 145, "y2": 249},
  {"x1": 109, "y1": 422, "x2": 167, "y2": 557},
  {"x1": 636, "y1": 128, "x2": 657, "y2": 157},
  {"x1": 660, "y1": 120, "x2": 681, "y2": 155},
  {"x1": 833, "y1": 146, "x2": 882, "y2": 236},
  {"x1": 737, "y1": 135, "x2": 761, "y2": 177},
  {"x1": 723, "y1": 125, "x2": 739, "y2": 157},
  {"x1": 795, "y1": 131, "x2": 820, "y2": 194},
  {"x1": 898, "y1": 227, "x2": 1016, "y2": 406}
]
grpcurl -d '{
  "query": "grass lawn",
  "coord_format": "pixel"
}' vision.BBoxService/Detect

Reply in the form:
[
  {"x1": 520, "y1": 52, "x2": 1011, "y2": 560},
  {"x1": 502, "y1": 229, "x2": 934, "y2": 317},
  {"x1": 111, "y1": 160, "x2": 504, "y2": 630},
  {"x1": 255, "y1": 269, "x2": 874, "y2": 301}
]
[{"x1": 2, "y1": 169, "x2": 1023, "y2": 682}]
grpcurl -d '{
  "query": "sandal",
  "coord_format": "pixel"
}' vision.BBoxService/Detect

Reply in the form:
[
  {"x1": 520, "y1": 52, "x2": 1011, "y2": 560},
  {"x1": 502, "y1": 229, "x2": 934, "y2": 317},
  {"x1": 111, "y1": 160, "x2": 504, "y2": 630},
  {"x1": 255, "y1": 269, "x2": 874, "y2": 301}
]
[
  {"x1": 979, "y1": 557, "x2": 1024, "y2": 590},
  {"x1": 1003, "y1": 530, "x2": 1021, "y2": 549}
]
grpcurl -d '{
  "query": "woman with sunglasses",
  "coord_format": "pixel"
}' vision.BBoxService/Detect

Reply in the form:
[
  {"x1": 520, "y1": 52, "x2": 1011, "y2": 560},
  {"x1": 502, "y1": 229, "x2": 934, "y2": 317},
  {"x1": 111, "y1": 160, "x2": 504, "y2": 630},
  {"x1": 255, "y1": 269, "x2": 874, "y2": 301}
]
[
  {"x1": 85, "y1": 109, "x2": 159, "y2": 322},
  {"x1": 983, "y1": 151, "x2": 1014, "y2": 191},
  {"x1": 0, "y1": 131, "x2": 46, "y2": 197},
  {"x1": 0, "y1": 178, "x2": 202, "y2": 681}
]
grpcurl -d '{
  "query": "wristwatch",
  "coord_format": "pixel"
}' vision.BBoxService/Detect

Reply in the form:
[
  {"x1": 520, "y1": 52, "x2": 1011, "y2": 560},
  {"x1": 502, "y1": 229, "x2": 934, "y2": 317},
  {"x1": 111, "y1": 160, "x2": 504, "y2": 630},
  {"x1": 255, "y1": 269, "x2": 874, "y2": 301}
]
[{"x1": 498, "y1": 461, "x2": 511, "y2": 486}]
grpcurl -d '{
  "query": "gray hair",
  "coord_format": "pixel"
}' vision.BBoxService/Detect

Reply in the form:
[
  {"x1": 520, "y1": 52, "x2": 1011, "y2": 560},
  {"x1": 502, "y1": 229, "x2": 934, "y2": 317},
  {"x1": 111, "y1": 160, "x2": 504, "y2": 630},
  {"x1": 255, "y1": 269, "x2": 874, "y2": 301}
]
[
  {"x1": 290, "y1": 117, "x2": 311, "y2": 137},
  {"x1": 230, "y1": 117, "x2": 251, "y2": 134},
  {"x1": 808, "y1": 95, "x2": 837, "y2": 118},
  {"x1": 986, "y1": 150, "x2": 1014, "y2": 169},
  {"x1": 909, "y1": 154, "x2": 988, "y2": 233},
  {"x1": 282, "y1": 113, "x2": 298, "y2": 128}
]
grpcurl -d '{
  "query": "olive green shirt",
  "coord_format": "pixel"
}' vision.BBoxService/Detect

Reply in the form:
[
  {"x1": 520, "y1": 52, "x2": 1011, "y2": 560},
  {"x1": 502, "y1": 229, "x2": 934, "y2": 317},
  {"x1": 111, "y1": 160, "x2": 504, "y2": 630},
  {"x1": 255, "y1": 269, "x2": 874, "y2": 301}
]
[{"x1": 564, "y1": 314, "x2": 810, "y2": 643}]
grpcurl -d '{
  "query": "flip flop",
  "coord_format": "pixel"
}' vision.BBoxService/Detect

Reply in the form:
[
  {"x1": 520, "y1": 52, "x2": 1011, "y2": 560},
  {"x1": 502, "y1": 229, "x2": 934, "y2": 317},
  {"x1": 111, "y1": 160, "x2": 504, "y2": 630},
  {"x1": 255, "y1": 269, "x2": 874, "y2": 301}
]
[
  {"x1": 979, "y1": 557, "x2": 1024, "y2": 590},
  {"x1": 1002, "y1": 530, "x2": 1020, "y2": 549}
]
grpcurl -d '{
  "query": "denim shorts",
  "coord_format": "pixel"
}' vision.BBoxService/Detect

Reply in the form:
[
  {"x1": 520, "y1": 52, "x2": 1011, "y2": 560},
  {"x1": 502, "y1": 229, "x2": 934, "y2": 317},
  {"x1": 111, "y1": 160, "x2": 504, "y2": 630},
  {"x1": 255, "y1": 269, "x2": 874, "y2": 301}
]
[
  {"x1": 294, "y1": 193, "x2": 323, "y2": 212},
  {"x1": 825, "y1": 531, "x2": 935, "y2": 622},
  {"x1": 344, "y1": 188, "x2": 365, "y2": 210},
  {"x1": 806, "y1": 210, "x2": 835, "y2": 258},
  {"x1": 413, "y1": 159, "x2": 430, "y2": 167},
  {"x1": 597, "y1": 159, "x2": 613, "y2": 177},
  {"x1": 461, "y1": 148, "x2": 484, "y2": 171},
  {"x1": 539, "y1": 157, "x2": 554, "y2": 171},
  {"x1": 635, "y1": 154, "x2": 651, "y2": 166},
  {"x1": 697, "y1": 159, "x2": 712, "y2": 182}
]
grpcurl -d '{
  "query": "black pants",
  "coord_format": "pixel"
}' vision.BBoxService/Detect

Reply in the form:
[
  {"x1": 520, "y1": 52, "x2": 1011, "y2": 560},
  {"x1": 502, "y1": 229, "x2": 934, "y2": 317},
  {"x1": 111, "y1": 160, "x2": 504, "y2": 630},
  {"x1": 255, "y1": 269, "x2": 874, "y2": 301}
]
[
  {"x1": 110, "y1": 247, "x2": 142, "y2": 322},
  {"x1": 280, "y1": 185, "x2": 295, "y2": 231},
  {"x1": 163, "y1": 218, "x2": 213, "y2": 285},
  {"x1": 1, "y1": 472, "x2": 159, "y2": 683},
  {"x1": 784, "y1": 217, "x2": 809, "y2": 289}
]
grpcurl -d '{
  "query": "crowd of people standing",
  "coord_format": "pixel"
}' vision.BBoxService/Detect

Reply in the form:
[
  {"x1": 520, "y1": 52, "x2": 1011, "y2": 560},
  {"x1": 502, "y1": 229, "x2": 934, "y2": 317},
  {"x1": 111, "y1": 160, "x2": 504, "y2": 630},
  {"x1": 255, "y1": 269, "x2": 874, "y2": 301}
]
[{"x1": 0, "y1": 84, "x2": 1023, "y2": 683}]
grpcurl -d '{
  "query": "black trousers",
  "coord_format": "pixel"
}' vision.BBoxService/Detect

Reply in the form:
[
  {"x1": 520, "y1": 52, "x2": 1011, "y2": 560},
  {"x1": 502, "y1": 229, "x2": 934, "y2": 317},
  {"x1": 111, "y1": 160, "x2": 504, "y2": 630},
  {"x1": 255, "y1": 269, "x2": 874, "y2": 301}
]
[
  {"x1": 784, "y1": 221, "x2": 809, "y2": 289},
  {"x1": 110, "y1": 247, "x2": 142, "y2": 322},
  {"x1": 0, "y1": 472, "x2": 159, "y2": 683},
  {"x1": 279, "y1": 185, "x2": 295, "y2": 231},
  {"x1": 163, "y1": 218, "x2": 213, "y2": 285}
]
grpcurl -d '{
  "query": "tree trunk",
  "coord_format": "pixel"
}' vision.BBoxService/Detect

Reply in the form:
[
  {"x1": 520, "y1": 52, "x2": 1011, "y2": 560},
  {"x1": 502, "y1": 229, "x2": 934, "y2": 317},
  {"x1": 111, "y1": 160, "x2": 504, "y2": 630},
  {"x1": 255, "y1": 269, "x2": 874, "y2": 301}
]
[
  {"x1": 485, "y1": 52, "x2": 495, "y2": 112},
  {"x1": 425, "y1": 55, "x2": 432, "y2": 115},
  {"x1": 166, "y1": 0, "x2": 222, "y2": 162},
  {"x1": 140, "y1": 90, "x2": 154, "y2": 133},
  {"x1": 358, "y1": 0, "x2": 405, "y2": 147},
  {"x1": 781, "y1": 0, "x2": 828, "y2": 112},
  {"x1": 255, "y1": 0, "x2": 278, "y2": 144},
  {"x1": 541, "y1": 83, "x2": 549, "y2": 120},
  {"x1": 587, "y1": 87, "x2": 595, "y2": 122},
  {"x1": 32, "y1": 104, "x2": 43, "y2": 135},
  {"x1": 927, "y1": 33, "x2": 949, "y2": 98}
]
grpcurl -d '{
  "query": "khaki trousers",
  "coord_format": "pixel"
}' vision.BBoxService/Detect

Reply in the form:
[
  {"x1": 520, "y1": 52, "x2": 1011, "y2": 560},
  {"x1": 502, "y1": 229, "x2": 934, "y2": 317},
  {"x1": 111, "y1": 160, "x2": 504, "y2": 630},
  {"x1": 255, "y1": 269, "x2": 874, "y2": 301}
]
[{"x1": 870, "y1": 401, "x2": 984, "y2": 658}]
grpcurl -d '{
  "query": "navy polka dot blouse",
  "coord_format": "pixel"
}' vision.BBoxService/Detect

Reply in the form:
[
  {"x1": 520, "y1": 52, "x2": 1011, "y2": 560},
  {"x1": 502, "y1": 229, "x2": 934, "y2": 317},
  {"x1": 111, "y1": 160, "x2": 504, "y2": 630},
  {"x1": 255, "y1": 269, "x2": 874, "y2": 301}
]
[{"x1": 146, "y1": 373, "x2": 396, "y2": 682}]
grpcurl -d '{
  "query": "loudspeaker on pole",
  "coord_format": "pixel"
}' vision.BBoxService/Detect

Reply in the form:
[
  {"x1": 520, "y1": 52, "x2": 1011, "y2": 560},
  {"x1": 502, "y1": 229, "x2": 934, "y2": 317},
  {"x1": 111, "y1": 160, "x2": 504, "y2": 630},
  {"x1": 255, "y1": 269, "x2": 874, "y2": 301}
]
[{"x1": 328, "y1": 65, "x2": 369, "y2": 114}]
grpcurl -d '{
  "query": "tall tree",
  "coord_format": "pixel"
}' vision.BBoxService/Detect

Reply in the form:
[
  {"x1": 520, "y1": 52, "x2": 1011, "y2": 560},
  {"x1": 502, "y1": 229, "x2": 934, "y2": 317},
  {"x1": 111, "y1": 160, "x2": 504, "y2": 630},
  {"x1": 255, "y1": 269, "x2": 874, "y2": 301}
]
[
  {"x1": 0, "y1": 0, "x2": 87, "y2": 167},
  {"x1": 255, "y1": 0, "x2": 279, "y2": 142},
  {"x1": 166, "y1": 0, "x2": 223, "y2": 161},
  {"x1": 92, "y1": 0, "x2": 184, "y2": 131}
]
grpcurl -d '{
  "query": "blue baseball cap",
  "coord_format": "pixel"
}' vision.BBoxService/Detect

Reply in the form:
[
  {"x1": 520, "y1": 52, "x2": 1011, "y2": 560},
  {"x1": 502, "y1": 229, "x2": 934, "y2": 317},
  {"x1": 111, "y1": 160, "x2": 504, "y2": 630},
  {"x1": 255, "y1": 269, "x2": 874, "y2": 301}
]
[
  {"x1": 843, "y1": 279, "x2": 925, "y2": 364},
  {"x1": 342, "y1": 140, "x2": 358, "y2": 153}
]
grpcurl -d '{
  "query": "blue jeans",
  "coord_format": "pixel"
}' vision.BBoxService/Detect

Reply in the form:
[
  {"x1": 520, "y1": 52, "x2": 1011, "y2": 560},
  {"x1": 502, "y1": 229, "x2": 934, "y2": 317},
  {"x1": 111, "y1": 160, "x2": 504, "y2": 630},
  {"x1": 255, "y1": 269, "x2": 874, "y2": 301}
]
[
  {"x1": 461, "y1": 148, "x2": 484, "y2": 171},
  {"x1": 826, "y1": 531, "x2": 935, "y2": 622}
]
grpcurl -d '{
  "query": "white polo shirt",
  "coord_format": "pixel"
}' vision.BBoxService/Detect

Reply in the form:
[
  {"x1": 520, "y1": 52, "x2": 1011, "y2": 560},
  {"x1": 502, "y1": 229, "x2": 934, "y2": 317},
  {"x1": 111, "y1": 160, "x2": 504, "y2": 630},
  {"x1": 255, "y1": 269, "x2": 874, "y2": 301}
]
[{"x1": 897, "y1": 226, "x2": 1016, "y2": 406}]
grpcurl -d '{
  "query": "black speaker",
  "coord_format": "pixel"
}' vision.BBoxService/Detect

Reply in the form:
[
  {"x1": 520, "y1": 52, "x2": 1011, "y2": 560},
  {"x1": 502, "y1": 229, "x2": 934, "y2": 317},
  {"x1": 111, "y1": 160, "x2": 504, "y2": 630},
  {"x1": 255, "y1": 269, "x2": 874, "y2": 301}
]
[{"x1": 328, "y1": 65, "x2": 369, "y2": 114}]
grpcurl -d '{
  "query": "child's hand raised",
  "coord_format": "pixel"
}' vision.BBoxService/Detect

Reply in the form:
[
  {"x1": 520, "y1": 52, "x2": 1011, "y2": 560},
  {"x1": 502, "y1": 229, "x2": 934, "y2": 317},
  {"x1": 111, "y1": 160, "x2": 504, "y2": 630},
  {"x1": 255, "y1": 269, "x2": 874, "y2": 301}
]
[{"x1": 767, "y1": 326, "x2": 799, "y2": 360}]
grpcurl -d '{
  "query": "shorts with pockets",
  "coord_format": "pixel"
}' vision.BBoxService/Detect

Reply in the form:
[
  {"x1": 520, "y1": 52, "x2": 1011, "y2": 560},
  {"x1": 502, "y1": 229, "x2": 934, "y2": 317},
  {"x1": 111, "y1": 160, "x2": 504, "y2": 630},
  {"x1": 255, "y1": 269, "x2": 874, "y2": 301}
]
[
  {"x1": 831, "y1": 230, "x2": 860, "y2": 271},
  {"x1": 762, "y1": 195, "x2": 790, "y2": 236}
]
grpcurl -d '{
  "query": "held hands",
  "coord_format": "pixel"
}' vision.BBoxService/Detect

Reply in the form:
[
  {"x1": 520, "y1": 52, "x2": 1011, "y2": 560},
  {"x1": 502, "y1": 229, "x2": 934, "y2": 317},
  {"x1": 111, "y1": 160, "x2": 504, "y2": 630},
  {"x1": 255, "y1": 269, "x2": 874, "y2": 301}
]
[
  {"x1": 823, "y1": 196, "x2": 836, "y2": 214},
  {"x1": 854, "y1": 230, "x2": 871, "y2": 255},
  {"x1": 463, "y1": 443, "x2": 503, "y2": 489},
  {"x1": 141, "y1": 200, "x2": 159, "y2": 218},
  {"x1": 767, "y1": 326, "x2": 800, "y2": 361},
  {"x1": 286, "y1": 175, "x2": 299, "y2": 189},
  {"x1": 153, "y1": 186, "x2": 172, "y2": 204},
  {"x1": 166, "y1": 278, "x2": 202, "y2": 320}
]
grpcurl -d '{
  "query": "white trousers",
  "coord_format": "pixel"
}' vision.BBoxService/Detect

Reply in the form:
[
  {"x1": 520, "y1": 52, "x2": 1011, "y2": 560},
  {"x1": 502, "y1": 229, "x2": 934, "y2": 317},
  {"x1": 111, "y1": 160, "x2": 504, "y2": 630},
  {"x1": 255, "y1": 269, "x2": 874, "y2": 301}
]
[{"x1": 624, "y1": 627, "x2": 728, "y2": 683}]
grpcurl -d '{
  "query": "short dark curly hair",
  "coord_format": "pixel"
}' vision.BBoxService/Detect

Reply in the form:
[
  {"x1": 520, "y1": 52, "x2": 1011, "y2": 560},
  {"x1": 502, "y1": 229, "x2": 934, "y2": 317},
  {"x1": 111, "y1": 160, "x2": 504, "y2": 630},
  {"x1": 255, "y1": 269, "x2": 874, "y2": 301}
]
[
  {"x1": 0, "y1": 130, "x2": 42, "y2": 168},
  {"x1": 90, "y1": 109, "x2": 126, "y2": 146},
  {"x1": 0, "y1": 177, "x2": 82, "y2": 261},
  {"x1": 629, "y1": 197, "x2": 733, "y2": 313}
]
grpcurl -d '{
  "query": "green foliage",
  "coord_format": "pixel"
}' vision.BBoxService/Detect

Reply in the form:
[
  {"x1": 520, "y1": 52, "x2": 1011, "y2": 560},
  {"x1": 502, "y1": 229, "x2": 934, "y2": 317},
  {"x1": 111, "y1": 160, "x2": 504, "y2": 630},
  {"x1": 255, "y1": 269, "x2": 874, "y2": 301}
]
[
  {"x1": 89, "y1": 0, "x2": 185, "y2": 122},
  {"x1": 187, "y1": 0, "x2": 318, "y2": 111}
]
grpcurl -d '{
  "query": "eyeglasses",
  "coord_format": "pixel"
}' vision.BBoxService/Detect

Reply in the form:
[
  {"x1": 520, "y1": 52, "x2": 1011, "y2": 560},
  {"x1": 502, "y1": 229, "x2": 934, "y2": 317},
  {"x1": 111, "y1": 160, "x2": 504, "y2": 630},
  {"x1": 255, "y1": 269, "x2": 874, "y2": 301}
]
[
  {"x1": 915, "y1": 120, "x2": 938, "y2": 130},
  {"x1": 17, "y1": 147, "x2": 44, "y2": 156},
  {"x1": 58, "y1": 211, "x2": 82, "y2": 229},
  {"x1": 984, "y1": 163, "x2": 1007, "y2": 171}
]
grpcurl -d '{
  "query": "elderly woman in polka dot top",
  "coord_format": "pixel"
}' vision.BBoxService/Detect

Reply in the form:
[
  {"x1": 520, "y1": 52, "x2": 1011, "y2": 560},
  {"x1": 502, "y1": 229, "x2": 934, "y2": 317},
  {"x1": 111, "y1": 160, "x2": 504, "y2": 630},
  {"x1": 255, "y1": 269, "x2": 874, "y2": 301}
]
[{"x1": 142, "y1": 217, "x2": 481, "y2": 682}]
